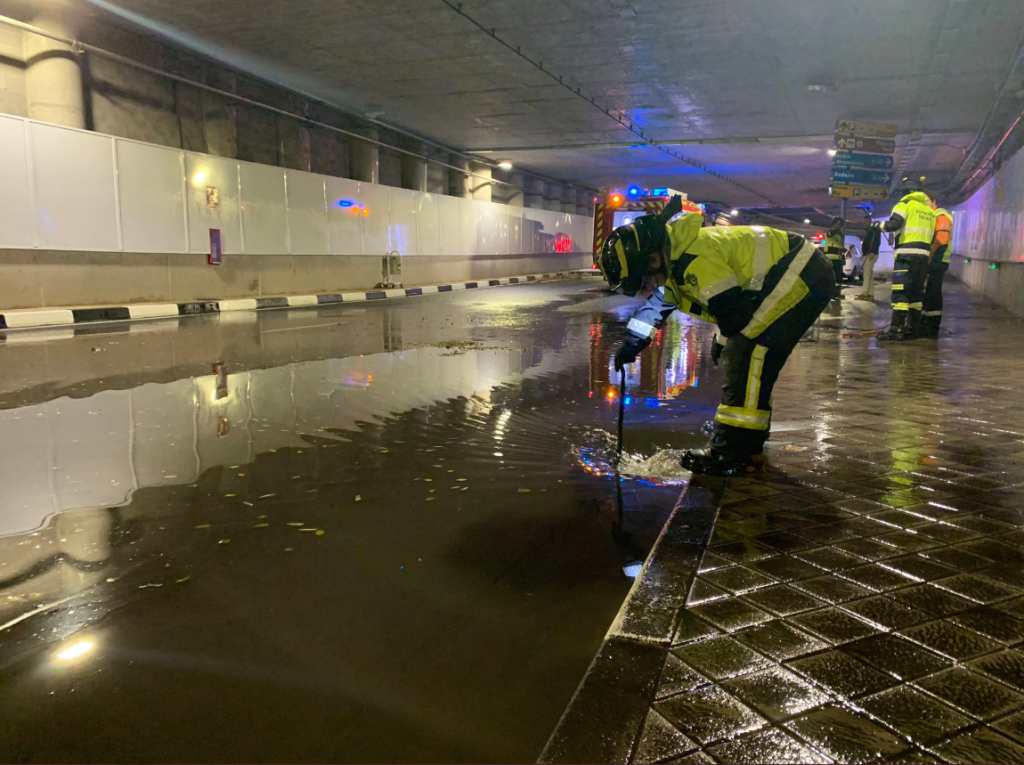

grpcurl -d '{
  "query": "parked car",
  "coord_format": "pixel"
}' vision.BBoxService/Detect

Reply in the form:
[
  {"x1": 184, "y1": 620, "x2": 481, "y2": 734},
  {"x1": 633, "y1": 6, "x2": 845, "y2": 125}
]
[{"x1": 842, "y1": 241, "x2": 864, "y2": 283}]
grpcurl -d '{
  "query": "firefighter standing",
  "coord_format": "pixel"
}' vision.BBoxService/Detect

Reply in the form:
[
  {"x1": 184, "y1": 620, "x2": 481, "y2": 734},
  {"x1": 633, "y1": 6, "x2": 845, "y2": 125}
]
[
  {"x1": 921, "y1": 202, "x2": 953, "y2": 338},
  {"x1": 877, "y1": 181, "x2": 936, "y2": 341},
  {"x1": 599, "y1": 197, "x2": 835, "y2": 476},
  {"x1": 823, "y1": 217, "x2": 846, "y2": 299}
]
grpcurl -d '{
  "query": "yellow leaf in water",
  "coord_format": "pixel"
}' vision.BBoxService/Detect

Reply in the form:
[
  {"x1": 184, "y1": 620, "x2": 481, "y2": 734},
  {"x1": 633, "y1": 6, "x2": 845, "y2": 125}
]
[
  {"x1": 355, "y1": 495, "x2": 362, "y2": 502},
  {"x1": 424, "y1": 478, "x2": 433, "y2": 482},
  {"x1": 284, "y1": 548, "x2": 294, "y2": 552},
  {"x1": 194, "y1": 524, "x2": 211, "y2": 529},
  {"x1": 518, "y1": 488, "x2": 531, "y2": 493},
  {"x1": 176, "y1": 576, "x2": 190, "y2": 584},
  {"x1": 315, "y1": 530, "x2": 325, "y2": 536},
  {"x1": 299, "y1": 528, "x2": 317, "y2": 532},
  {"x1": 218, "y1": 539, "x2": 231, "y2": 544},
  {"x1": 259, "y1": 493, "x2": 276, "y2": 499},
  {"x1": 254, "y1": 523, "x2": 270, "y2": 528},
  {"x1": 286, "y1": 522, "x2": 304, "y2": 526},
  {"x1": 425, "y1": 498, "x2": 436, "y2": 502},
  {"x1": 224, "y1": 493, "x2": 236, "y2": 498}
]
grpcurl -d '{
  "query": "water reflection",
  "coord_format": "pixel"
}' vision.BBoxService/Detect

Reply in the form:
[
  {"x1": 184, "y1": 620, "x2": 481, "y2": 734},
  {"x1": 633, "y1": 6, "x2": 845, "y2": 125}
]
[{"x1": 0, "y1": 342, "x2": 586, "y2": 623}]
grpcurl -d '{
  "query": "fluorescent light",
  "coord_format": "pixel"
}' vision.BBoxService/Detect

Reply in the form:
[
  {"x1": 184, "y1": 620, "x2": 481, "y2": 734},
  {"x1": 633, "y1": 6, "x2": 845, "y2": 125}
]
[
  {"x1": 803, "y1": 218, "x2": 811, "y2": 224},
  {"x1": 192, "y1": 171, "x2": 206, "y2": 185},
  {"x1": 498, "y1": 161, "x2": 513, "y2": 170},
  {"x1": 57, "y1": 641, "x2": 94, "y2": 661},
  {"x1": 730, "y1": 209, "x2": 739, "y2": 216},
  {"x1": 827, "y1": 149, "x2": 837, "y2": 157}
]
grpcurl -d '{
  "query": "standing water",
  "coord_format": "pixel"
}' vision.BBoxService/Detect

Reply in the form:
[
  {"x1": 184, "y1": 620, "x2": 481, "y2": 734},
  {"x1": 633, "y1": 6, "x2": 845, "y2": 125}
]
[{"x1": 0, "y1": 281, "x2": 721, "y2": 762}]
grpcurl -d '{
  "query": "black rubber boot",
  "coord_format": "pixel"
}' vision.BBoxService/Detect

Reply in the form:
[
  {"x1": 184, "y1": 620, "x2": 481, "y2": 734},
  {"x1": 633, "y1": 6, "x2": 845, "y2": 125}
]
[
  {"x1": 920, "y1": 315, "x2": 940, "y2": 339},
  {"x1": 904, "y1": 309, "x2": 923, "y2": 340},
  {"x1": 876, "y1": 310, "x2": 907, "y2": 342},
  {"x1": 680, "y1": 448, "x2": 765, "y2": 476}
]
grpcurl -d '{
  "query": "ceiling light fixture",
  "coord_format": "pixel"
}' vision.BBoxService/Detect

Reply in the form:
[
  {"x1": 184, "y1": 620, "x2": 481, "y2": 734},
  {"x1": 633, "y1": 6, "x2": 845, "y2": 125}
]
[{"x1": 498, "y1": 161, "x2": 513, "y2": 170}]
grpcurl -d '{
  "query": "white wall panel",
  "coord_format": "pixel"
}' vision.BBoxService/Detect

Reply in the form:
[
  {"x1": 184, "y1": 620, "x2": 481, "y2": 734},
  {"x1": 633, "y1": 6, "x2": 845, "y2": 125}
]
[
  {"x1": 326, "y1": 176, "x2": 363, "y2": 255},
  {"x1": 388, "y1": 187, "x2": 418, "y2": 256},
  {"x1": 360, "y1": 182, "x2": 391, "y2": 254},
  {"x1": 0, "y1": 404, "x2": 56, "y2": 537},
  {"x1": 416, "y1": 192, "x2": 441, "y2": 255},
  {"x1": 184, "y1": 153, "x2": 241, "y2": 254},
  {"x1": 507, "y1": 206, "x2": 523, "y2": 255},
  {"x1": 116, "y1": 140, "x2": 187, "y2": 253},
  {"x1": 239, "y1": 161, "x2": 288, "y2": 255},
  {"x1": 439, "y1": 195, "x2": 461, "y2": 256},
  {"x1": 30, "y1": 123, "x2": 119, "y2": 251},
  {"x1": 522, "y1": 208, "x2": 554, "y2": 253},
  {"x1": 286, "y1": 171, "x2": 328, "y2": 255},
  {"x1": 460, "y1": 198, "x2": 482, "y2": 256},
  {"x1": 487, "y1": 202, "x2": 510, "y2": 256},
  {"x1": 0, "y1": 116, "x2": 32, "y2": 248}
]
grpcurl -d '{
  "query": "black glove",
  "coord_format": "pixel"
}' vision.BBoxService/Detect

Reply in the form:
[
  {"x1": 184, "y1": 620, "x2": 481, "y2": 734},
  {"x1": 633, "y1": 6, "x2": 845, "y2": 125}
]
[
  {"x1": 614, "y1": 336, "x2": 647, "y2": 371},
  {"x1": 711, "y1": 334, "x2": 725, "y2": 367}
]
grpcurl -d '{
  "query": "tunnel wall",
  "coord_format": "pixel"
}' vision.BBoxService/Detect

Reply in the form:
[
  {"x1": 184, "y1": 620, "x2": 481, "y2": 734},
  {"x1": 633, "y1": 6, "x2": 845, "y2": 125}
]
[
  {"x1": 0, "y1": 114, "x2": 593, "y2": 310},
  {"x1": 949, "y1": 140, "x2": 1024, "y2": 316}
]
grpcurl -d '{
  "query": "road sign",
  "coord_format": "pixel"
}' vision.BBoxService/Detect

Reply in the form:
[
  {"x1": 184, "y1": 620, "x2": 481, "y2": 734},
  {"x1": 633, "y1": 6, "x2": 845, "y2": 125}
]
[
  {"x1": 831, "y1": 151, "x2": 894, "y2": 170},
  {"x1": 829, "y1": 184, "x2": 890, "y2": 201},
  {"x1": 835, "y1": 120, "x2": 898, "y2": 138},
  {"x1": 834, "y1": 135, "x2": 896, "y2": 154},
  {"x1": 831, "y1": 168, "x2": 894, "y2": 186}
]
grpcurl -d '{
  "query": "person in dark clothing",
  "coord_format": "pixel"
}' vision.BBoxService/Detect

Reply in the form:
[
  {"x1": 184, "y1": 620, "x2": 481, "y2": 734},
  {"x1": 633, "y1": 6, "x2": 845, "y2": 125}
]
[
  {"x1": 857, "y1": 214, "x2": 882, "y2": 301},
  {"x1": 823, "y1": 217, "x2": 846, "y2": 299}
]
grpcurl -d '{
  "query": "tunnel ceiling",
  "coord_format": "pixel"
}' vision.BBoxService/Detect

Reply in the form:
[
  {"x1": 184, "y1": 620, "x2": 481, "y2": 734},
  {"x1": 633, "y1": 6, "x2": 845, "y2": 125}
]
[{"x1": 87, "y1": 0, "x2": 1024, "y2": 211}]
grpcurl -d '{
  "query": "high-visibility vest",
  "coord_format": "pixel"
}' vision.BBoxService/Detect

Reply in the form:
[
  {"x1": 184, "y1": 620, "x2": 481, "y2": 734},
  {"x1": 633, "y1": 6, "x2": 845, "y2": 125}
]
[
  {"x1": 824, "y1": 231, "x2": 844, "y2": 260},
  {"x1": 932, "y1": 208, "x2": 953, "y2": 263},
  {"x1": 891, "y1": 192, "x2": 936, "y2": 257}
]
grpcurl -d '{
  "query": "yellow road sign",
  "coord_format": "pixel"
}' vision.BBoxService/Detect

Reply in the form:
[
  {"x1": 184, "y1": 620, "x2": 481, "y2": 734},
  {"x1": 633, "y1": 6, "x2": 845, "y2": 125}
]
[
  {"x1": 835, "y1": 120, "x2": 898, "y2": 139},
  {"x1": 829, "y1": 184, "x2": 890, "y2": 201}
]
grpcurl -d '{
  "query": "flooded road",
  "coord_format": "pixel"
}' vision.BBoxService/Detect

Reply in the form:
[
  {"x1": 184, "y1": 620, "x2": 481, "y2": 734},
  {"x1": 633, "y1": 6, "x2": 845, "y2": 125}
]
[{"x1": 0, "y1": 280, "x2": 722, "y2": 763}]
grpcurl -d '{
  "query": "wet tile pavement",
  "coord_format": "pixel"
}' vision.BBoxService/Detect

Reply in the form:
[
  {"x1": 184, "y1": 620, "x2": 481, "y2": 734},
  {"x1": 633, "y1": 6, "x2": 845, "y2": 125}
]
[{"x1": 543, "y1": 282, "x2": 1024, "y2": 764}]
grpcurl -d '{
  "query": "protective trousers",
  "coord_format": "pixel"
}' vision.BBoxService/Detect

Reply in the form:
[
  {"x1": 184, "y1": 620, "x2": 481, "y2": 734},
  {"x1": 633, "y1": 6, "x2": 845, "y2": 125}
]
[
  {"x1": 711, "y1": 248, "x2": 835, "y2": 458},
  {"x1": 922, "y1": 254, "x2": 949, "y2": 337},
  {"x1": 889, "y1": 254, "x2": 929, "y2": 337},
  {"x1": 829, "y1": 257, "x2": 845, "y2": 298}
]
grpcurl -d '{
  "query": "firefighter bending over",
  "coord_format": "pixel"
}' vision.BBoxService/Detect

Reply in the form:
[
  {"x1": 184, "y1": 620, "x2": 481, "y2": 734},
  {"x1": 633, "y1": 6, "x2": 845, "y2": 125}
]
[{"x1": 598, "y1": 196, "x2": 835, "y2": 476}]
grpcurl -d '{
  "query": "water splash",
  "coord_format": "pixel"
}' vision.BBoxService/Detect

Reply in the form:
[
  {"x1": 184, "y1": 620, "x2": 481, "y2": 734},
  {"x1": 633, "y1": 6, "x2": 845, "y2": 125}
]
[{"x1": 572, "y1": 428, "x2": 690, "y2": 484}]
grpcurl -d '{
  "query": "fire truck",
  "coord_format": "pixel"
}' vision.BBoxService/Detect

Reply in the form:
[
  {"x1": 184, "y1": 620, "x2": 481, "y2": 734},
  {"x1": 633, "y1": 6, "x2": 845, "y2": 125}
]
[{"x1": 591, "y1": 187, "x2": 704, "y2": 261}]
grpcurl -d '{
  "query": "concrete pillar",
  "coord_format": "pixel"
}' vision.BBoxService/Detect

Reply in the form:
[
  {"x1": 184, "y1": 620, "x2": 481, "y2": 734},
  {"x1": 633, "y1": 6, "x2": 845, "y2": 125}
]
[
  {"x1": 505, "y1": 172, "x2": 525, "y2": 207},
  {"x1": 449, "y1": 155, "x2": 470, "y2": 198},
  {"x1": 401, "y1": 145, "x2": 428, "y2": 192},
  {"x1": 23, "y1": 1, "x2": 84, "y2": 128},
  {"x1": 203, "y1": 70, "x2": 237, "y2": 158},
  {"x1": 277, "y1": 114, "x2": 311, "y2": 171},
  {"x1": 350, "y1": 128, "x2": 379, "y2": 184},
  {"x1": 469, "y1": 162, "x2": 492, "y2": 202}
]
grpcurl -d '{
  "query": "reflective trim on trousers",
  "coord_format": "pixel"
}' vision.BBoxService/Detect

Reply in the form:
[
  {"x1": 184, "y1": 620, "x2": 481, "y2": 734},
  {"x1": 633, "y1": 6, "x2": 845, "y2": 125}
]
[
  {"x1": 627, "y1": 317, "x2": 657, "y2": 338},
  {"x1": 715, "y1": 404, "x2": 771, "y2": 431},
  {"x1": 745, "y1": 345, "x2": 768, "y2": 411},
  {"x1": 895, "y1": 246, "x2": 932, "y2": 257},
  {"x1": 923, "y1": 310, "x2": 942, "y2": 317}
]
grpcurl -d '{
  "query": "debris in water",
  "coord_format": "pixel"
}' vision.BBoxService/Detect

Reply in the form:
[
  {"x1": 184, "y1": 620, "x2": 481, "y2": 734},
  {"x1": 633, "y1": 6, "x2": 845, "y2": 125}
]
[
  {"x1": 194, "y1": 524, "x2": 211, "y2": 530},
  {"x1": 218, "y1": 539, "x2": 231, "y2": 545},
  {"x1": 355, "y1": 495, "x2": 362, "y2": 502}
]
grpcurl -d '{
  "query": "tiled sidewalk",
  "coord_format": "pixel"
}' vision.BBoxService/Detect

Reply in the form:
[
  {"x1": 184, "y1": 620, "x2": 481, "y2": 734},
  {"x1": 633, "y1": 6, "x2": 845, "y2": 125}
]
[{"x1": 544, "y1": 282, "x2": 1024, "y2": 764}]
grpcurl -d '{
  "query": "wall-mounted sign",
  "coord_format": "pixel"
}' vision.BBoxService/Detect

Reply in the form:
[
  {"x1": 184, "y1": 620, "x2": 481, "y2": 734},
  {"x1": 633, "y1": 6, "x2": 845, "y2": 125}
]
[
  {"x1": 829, "y1": 184, "x2": 890, "y2": 201},
  {"x1": 834, "y1": 120, "x2": 898, "y2": 138},
  {"x1": 832, "y1": 151, "x2": 894, "y2": 170},
  {"x1": 831, "y1": 168, "x2": 894, "y2": 186},
  {"x1": 834, "y1": 136, "x2": 896, "y2": 154},
  {"x1": 206, "y1": 186, "x2": 219, "y2": 210},
  {"x1": 209, "y1": 228, "x2": 222, "y2": 265}
]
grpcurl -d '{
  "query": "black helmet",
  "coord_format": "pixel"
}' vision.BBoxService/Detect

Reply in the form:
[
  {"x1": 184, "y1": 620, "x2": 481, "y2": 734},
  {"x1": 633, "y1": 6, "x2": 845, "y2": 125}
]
[
  {"x1": 597, "y1": 195, "x2": 682, "y2": 296},
  {"x1": 899, "y1": 175, "x2": 924, "y2": 195},
  {"x1": 598, "y1": 216, "x2": 665, "y2": 296}
]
